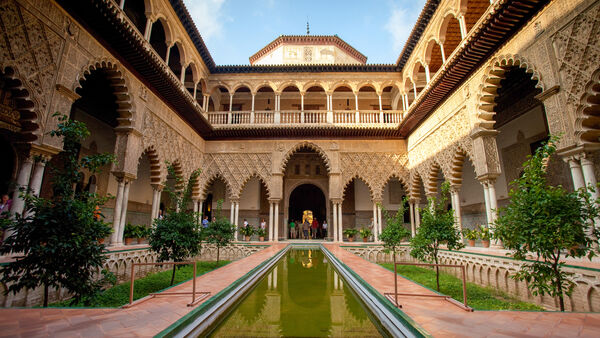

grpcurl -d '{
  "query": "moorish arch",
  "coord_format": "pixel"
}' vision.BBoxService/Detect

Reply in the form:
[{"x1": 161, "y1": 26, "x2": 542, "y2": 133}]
[
  {"x1": 279, "y1": 142, "x2": 332, "y2": 174},
  {"x1": 74, "y1": 59, "x2": 135, "y2": 129},
  {"x1": 237, "y1": 172, "x2": 272, "y2": 200},
  {"x1": 575, "y1": 68, "x2": 600, "y2": 145},
  {"x1": 476, "y1": 54, "x2": 544, "y2": 131},
  {"x1": 376, "y1": 173, "x2": 410, "y2": 202},
  {"x1": 1, "y1": 66, "x2": 41, "y2": 142}
]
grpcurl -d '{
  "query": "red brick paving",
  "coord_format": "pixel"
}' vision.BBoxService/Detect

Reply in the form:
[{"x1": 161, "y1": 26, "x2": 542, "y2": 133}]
[
  {"x1": 325, "y1": 243, "x2": 600, "y2": 337},
  {"x1": 0, "y1": 244, "x2": 286, "y2": 337}
]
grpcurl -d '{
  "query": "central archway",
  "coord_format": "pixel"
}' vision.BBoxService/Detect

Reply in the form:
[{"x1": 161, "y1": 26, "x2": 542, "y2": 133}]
[{"x1": 288, "y1": 184, "x2": 326, "y2": 238}]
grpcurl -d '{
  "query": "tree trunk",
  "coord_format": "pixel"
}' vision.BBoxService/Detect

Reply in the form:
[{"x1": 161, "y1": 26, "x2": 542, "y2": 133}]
[
  {"x1": 170, "y1": 265, "x2": 177, "y2": 286},
  {"x1": 216, "y1": 247, "x2": 220, "y2": 265},
  {"x1": 553, "y1": 259, "x2": 565, "y2": 311},
  {"x1": 43, "y1": 284, "x2": 48, "y2": 307},
  {"x1": 434, "y1": 254, "x2": 440, "y2": 292}
]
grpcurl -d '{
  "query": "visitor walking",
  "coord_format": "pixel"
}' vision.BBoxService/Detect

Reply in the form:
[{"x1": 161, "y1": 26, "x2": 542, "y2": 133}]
[
  {"x1": 311, "y1": 217, "x2": 319, "y2": 239},
  {"x1": 260, "y1": 218, "x2": 266, "y2": 230},
  {"x1": 302, "y1": 219, "x2": 310, "y2": 239},
  {"x1": 202, "y1": 215, "x2": 209, "y2": 228},
  {"x1": 322, "y1": 220, "x2": 328, "y2": 239}
]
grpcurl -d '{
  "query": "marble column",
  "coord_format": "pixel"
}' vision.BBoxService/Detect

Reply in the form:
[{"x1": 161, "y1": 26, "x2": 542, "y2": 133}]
[
  {"x1": 581, "y1": 155, "x2": 599, "y2": 200},
  {"x1": 372, "y1": 202, "x2": 378, "y2": 238},
  {"x1": 450, "y1": 185, "x2": 463, "y2": 240},
  {"x1": 274, "y1": 201, "x2": 279, "y2": 242},
  {"x1": 10, "y1": 155, "x2": 34, "y2": 216},
  {"x1": 409, "y1": 200, "x2": 416, "y2": 237},
  {"x1": 269, "y1": 202, "x2": 274, "y2": 241},
  {"x1": 377, "y1": 203, "x2": 382, "y2": 241},
  {"x1": 337, "y1": 201, "x2": 343, "y2": 242},
  {"x1": 234, "y1": 200, "x2": 239, "y2": 240},
  {"x1": 116, "y1": 180, "x2": 131, "y2": 245},
  {"x1": 110, "y1": 178, "x2": 126, "y2": 246},
  {"x1": 332, "y1": 202, "x2": 338, "y2": 242},
  {"x1": 29, "y1": 159, "x2": 47, "y2": 197},
  {"x1": 415, "y1": 202, "x2": 421, "y2": 228}
]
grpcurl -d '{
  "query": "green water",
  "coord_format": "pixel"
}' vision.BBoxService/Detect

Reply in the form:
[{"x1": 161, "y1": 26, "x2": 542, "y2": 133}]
[{"x1": 209, "y1": 249, "x2": 383, "y2": 337}]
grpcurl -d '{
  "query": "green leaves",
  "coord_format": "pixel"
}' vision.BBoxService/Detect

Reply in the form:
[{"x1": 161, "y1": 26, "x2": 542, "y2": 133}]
[
  {"x1": 493, "y1": 136, "x2": 600, "y2": 311},
  {"x1": 203, "y1": 201, "x2": 235, "y2": 264},
  {"x1": 0, "y1": 114, "x2": 115, "y2": 306},
  {"x1": 380, "y1": 199, "x2": 410, "y2": 255}
]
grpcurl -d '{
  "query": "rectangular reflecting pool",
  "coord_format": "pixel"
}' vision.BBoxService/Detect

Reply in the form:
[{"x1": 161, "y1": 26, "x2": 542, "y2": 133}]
[{"x1": 208, "y1": 248, "x2": 386, "y2": 337}]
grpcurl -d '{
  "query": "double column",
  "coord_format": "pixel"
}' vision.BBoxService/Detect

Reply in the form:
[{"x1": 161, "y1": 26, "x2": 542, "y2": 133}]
[
  {"x1": 150, "y1": 183, "x2": 164, "y2": 220},
  {"x1": 372, "y1": 200, "x2": 382, "y2": 242},
  {"x1": 449, "y1": 185, "x2": 463, "y2": 240},
  {"x1": 479, "y1": 177, "x2": 500, "y2": 248},
  {"x1": 110, "y1": 174, "x2": 134, "y2": 246},
  {"x1": 268, "y1": 200, "x2": 280, "y2": 242},
  {"x1": 408, "y1": 199, "x2": 418, "y2": 237},
  {"x1": 230, "y1": 199, "x2": 239, "y2": 240},
  {"x1": 10, "y1": 148, "x2": 54, "y2": 218},
  {"x1": 331, "y1": 199, "x2": 343, "y2": 242}
]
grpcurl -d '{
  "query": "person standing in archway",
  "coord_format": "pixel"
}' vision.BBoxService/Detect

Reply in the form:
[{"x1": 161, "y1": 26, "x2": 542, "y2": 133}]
[
  {"x1": 311, "y1": 217, "x2": 319, "y2": 239},
  {"x1": 322, "y1": 219, "x2": 328, "y2": 240},
  {"x1": 302, "y1": 219, "x2": 310, "y2": 239},
  {"x1": 289, "y1": 219, "x2": 296, "y2": 239}
]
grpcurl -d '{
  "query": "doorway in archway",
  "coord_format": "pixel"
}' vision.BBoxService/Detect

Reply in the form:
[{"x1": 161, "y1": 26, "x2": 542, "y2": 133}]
[{"x1": 288, "y1": 184, "x2": 326, "y2": 239}]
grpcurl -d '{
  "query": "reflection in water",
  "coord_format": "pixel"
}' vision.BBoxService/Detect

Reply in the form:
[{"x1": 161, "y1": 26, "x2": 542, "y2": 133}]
[{"x1": 209, "y1": 249, "x2": 381, "y2": 337}]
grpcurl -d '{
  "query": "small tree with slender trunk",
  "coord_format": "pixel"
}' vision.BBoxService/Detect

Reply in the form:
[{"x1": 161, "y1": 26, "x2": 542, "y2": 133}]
[
  {"x1": 379, "y1": 199, "x2": 411, "y2": 266},
  {"x1": 204, "y1": 200, "x2": 235, "y2": 265},
  {"x1": 409, "y1": 182, "x2": 464, "y2": 291},
  {"x1": 0, "y1": 114, "x2": 115, "y2": 307},
  {"x1": 493, "y1": 137, "x2": 599, "y2": 311},
  {"x1": 149, "y1": 165, "x2": 202, "y2": 285}
]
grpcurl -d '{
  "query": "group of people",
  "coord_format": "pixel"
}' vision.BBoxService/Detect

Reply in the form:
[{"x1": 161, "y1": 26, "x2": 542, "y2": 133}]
[{"x1": 289, "y1": 217, "x2": 327, "y2": 239}]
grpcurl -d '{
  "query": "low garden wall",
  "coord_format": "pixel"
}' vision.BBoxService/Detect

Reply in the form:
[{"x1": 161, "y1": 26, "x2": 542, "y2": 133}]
[
  {"x1": 0, "y1": 243, "x2": 268, "y2": 307},
  {"x1": 344, "y1": 245, "x2": 600, "y2": 312}
]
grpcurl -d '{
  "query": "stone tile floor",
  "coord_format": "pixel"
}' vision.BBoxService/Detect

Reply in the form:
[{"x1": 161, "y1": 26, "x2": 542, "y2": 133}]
[
  {"x1": 324, "y1": 243, "x2": 600, "y2": 337},
  {"x1": 1, "y1": 242, "x2": 599, "y2": 337}
]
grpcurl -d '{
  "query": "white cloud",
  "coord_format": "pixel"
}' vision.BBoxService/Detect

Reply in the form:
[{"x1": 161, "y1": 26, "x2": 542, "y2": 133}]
[
  {"x1": 385, "y1": 1, "x2": 426, "y2": 53},
  {"x1": 184, "y1": 0, "x2": 226, "y2": 41}
]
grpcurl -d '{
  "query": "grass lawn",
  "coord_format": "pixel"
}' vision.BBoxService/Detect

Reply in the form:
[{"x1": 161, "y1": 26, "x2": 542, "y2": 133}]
[
  {"x1": 379, "y1": 263, "x2": 544, "y2": 311},
  {"x1": 52, "y1": 260, "x2": 230, "y2": 308}
]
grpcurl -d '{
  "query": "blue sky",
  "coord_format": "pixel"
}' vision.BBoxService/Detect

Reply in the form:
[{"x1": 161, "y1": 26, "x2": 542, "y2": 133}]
[{"x1": 183, "y1": 0, "x2": 427, "y2": 65}]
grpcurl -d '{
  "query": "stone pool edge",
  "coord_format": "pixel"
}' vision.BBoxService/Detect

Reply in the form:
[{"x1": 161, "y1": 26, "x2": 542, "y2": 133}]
[
  {"x1": 155, "y1": 244, "x2": 291, "y2": 338},
  {"x1": 321, "y1": 244, "x2": 431, "y2": 338}
]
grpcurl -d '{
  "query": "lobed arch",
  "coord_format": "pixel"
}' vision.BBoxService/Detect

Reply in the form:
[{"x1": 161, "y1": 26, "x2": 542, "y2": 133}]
[
  {"x1": 575, "y1": 68, "x2": 600, "y2": 145},
  {"x1": 279, "y1": 141, "x2": 332, "y2": 174},
  {"x1": 0, "y1": 66, "x2": 41, "y2": 142},
  {"x1": 448, "y1": 146, "x2": 473, "y2": 186},
  {"x1": 375, "y1": 173, "x2": 410, "y2": 202},
  {"x1": 74, "y1": 58, "x2": 134, "y2": 128},
  {"x1": 342, "y1": 175, "x2": 376, "y2": 201},
  {"x1": 237, "y1": 173, "x2": 272, "y2": 200},
  {"x1": 476, "y1": 54, "x2": 544, "y2": 131},
  {"x1": 409, "y1": 171, "x2": 425, "y2": 202},
  {"x1": 331, "y1": 81, "x2": 356, "y2": 93},
  {"x1": 425, "y1": 162, "x2": 445, "y2": 196},
  {"x1": 198, "y1": 172, "x2": 234, "y2": 201},
  {"x1": 137, "y1": 145, "x2": 165, "y2": 184}
]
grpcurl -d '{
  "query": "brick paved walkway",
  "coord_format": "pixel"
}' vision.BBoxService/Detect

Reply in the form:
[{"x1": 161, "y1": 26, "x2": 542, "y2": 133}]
[
  {"x1": 0, "y1": 244, "x2": 286, "y2": 337},
  {"x1": 324, "y1": 243, "x2": 600, "y2": 337}
]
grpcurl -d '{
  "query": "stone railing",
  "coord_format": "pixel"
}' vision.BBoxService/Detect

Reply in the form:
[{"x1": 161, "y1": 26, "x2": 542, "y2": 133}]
[
  {"x1": 206, "y1": 110, "x2": 404, "y2": 127},
  {"x1": 0, "y1": 243, "x2": 268, "y2": 307},
  {"x1": 344, "y1": 245, "x2": 600, "y2": 312}
]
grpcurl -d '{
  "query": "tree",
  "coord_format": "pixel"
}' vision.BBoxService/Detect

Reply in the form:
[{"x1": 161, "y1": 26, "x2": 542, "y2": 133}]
[
  {"x1": 409, "y1": 182, "x2": 464, "y2": 291},
  {"x1": 493, "y1": 137, "x2": 599, "y2": 311},
  {"x1": 379, "y1": 199, "x2": 411, "y2": 266},
  {"x1": 0, "y1": 114, "x2": 115, "y2": 307},
  {"x1": 149, "y1": 165, "x2": 203, "y2": 285},
  {"x1": 203, "y1": 200, "x2": 235, "y2": 265}
]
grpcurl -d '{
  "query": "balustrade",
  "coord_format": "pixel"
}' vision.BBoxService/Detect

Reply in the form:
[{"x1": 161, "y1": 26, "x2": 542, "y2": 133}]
[{"x1": 206, "y1": 110, "x2": 403, "y2": 127}]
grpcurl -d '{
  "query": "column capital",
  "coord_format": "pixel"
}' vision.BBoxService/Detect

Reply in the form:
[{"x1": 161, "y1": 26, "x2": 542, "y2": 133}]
[
  {"x1": 449, "y1": 184, "x2": 461, "y2": 194},
  {"x1": 151, "y1": 183, "x2": 165, "y2": 191},
  {"x1": 372, "y1": 198, "x2": 383, "y2": 204},
  {"x1": 112, "y1": 171, "x2": 136, "y2": 182},
  {"x1": 330, "y1": 198, "x2": 343, "y2": 204},
  {"x1": 268, "y1": 198, "x2": 281, "y2": 204}
]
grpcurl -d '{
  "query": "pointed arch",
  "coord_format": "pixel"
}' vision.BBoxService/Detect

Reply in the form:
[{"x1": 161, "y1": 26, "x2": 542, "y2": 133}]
[
  {"x1": 575, "y1": 68, "x2": 600, "y2": 144},
  {"x1": 279, "y1": 141, "x2": 331, "y2": 173},
  {"x1": 409, "y1": 171, "x2": 424, "y2": 202},
  {"x1": 476, "y1": 54, "x2": 544, "y2": 130},
  {"x1": 449, "y1": 147, "x2": 473, "y2": 186},
  {"x1": 426, "y1": 162, "x2": 444, "y2": 196},
  {"x1": 200, "y1": 172, "x2": 234, "y2": 200},
  {"x1": 74, "y1": 58, "x2": 134, "y2": 128},
  {"x1": 238, "y1": 172, "x2": 271, "y2": 200},
  {"x1": 0, "y1": 66, "x2": 41, "y2": 142},
  {"x1": 342, "y1": 174, "x2": 375, "y2": 201},
  {"x1": 138, "y1": 145, "x2": 164, "y2": 184}
]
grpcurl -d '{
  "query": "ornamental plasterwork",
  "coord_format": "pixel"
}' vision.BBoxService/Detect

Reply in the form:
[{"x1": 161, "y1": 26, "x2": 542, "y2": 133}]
[
  {"x1": 408, "y1": 106, "x2": 473, "y2": 173},
  {"x1": 0, "y1": 0, "x2": 64, "y2": 135},
  {"x1": 552, "y1": 2, "x2": 600, "y2": 143},
  {"x1": 141, "y1": 111, "x2": 202, "y2": 180},
  {"x1": 198, "y1": 153, "x2": 273, "y2": 199},
  {"x1": 339, "y1": 152, "x2": 409, "y2": 201}
]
